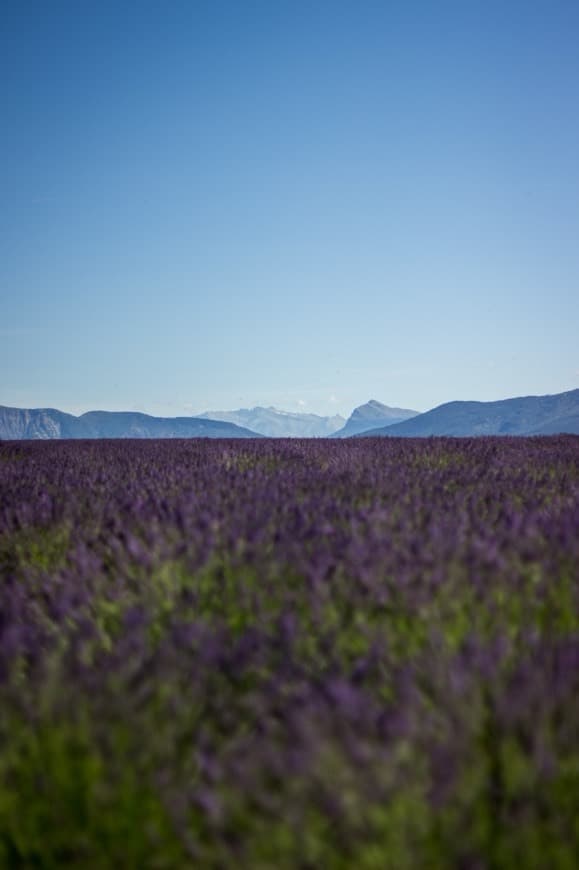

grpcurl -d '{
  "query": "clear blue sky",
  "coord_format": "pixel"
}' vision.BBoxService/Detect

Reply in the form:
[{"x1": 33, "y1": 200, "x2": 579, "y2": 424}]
[{"x1": 2, "y1": 0, "x2": 578, "y2": 418}]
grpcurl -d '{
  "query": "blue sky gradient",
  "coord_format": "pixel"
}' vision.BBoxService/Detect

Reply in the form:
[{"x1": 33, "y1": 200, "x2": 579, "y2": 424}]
[{"x1": 2, "y1": 0, "x2": 578, "y2": 417}]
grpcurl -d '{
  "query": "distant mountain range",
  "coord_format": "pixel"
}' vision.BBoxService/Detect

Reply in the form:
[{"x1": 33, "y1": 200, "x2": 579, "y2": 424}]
[
  {"x1": 198, "y1": 406, "x2": 345, "y2": 438},
  {"x1": 331, "y1": 400, "x2": 419, "y2": 438},
  {"x1": 2, "y1": 389, "x2": 579, "y2": 441},
  {"x1": 358, "y1": 389, "x2": 579, "y2": 437},
  {"x1": 0, "y1": 407, "x2": 261, "y2": 440}
]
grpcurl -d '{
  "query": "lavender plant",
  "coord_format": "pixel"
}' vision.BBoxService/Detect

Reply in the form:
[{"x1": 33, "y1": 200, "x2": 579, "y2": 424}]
[{"x1": 0, "y1": 436, "x2": 578, "y2": 868}]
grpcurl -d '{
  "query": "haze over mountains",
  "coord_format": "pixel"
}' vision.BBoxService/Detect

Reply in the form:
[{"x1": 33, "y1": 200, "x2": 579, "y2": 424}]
[
  {"x1": 1, "y1": 389, "x2": 579, "y2": 440},
  {"x1": 198, "y1": 406, "x2": 345, "y2": 438}
]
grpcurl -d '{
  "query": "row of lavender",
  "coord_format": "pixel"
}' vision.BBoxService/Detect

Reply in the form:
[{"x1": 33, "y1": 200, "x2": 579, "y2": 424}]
[{"x1": 1, "y1": 437, "x2": 578, "y2": 867}]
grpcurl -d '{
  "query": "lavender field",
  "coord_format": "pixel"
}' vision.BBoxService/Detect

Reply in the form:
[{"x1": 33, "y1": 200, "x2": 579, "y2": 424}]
[{"x1": 1, "y1": 437, "x2": 578, "y2": 868}]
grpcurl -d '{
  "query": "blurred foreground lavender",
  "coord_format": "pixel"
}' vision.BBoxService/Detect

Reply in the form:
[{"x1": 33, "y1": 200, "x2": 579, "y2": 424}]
[{"x1": 0, "y1": 437, "x2": 578, "y2": 868}]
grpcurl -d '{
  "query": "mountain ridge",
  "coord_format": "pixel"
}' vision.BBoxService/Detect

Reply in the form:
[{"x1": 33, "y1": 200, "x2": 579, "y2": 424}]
[
  {"x1": 198, "y1": 406, "x2": 345, "y2": 437},
  {"x1": 357, "y1": 389, "x2": 579, "y2": 437},
  {"x1": 332, "y1": 399, "x2": 420, "y2": 438},
  {"x1": 0, "y1": 406, "x2": 261, "y2": 440},
  {"x1": 2, "y1": 389, "x2": 579, "y2": 440}
]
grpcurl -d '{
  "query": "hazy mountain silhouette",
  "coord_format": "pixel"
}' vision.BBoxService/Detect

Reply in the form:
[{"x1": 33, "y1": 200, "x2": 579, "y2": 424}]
[
  {"x1": 3, "y1": 389, "x2": 579, "y2": 441},
  {"x1": 199, "y1": 406, "x2": 345, "y2": 437},
  {"x1": 331, "y1": 400, "x2": 419, "y2": 438},
  {"x1": 0, "y1": 406, "x2": 261, "y2": 440},
  {"x1": 357, "y1": 389, "x2": 579, "y2": 437}
]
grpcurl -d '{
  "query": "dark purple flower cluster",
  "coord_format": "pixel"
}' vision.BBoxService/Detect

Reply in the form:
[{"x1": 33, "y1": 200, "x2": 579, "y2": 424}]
[{"x1": 0, "y1": 436, "x2": 578, "y2": 867}]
